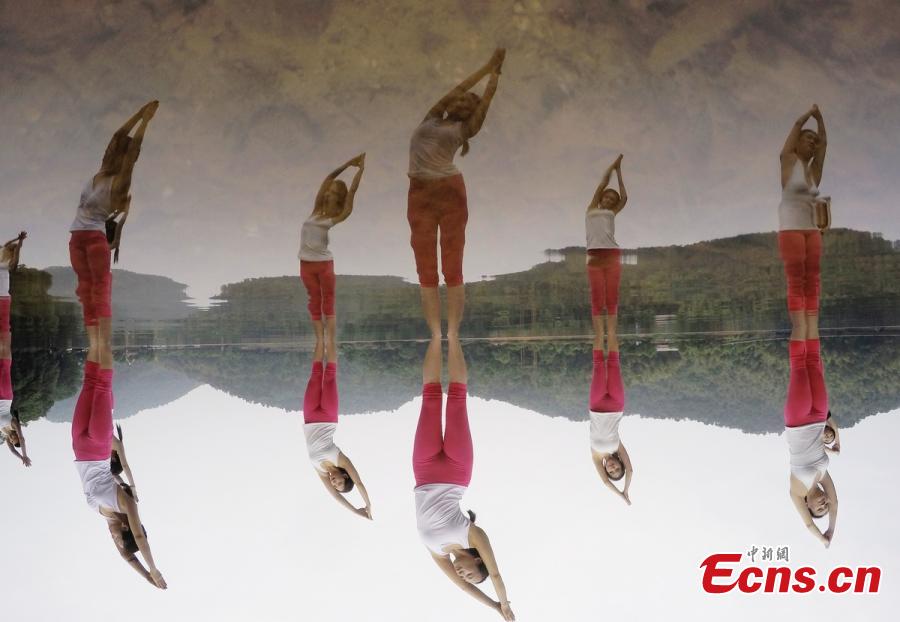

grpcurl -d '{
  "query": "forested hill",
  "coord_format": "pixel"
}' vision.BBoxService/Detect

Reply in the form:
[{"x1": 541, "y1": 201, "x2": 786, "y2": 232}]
[{"x1": 180, "y1": 229, "x2": 900, "y2": 342}]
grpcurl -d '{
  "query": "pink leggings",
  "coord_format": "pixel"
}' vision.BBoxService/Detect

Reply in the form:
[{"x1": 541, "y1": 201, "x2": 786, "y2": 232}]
[
  {"x1": 0, "y1": 358, "x2": 12, "y2": 401},
  {"x1": 72, "y1": 361, "x2": 115, "y2": 461},
  {"x1": 408, "y1": 174, "x2": 468, "y2": 287},
  {"x1": 69, "y1": 231, "x2": 112, "y2": 326},
  {"x1": 303, "y1": 361, "x2": 338, "y2": 423},
  {"x1": 590, "y1": 350, "x2": 625, "y2": 412},
  {"x1": 412, "y1": 383, "x2": 472, "y2": 487},
  {"x1": 0, "y1": 296, "x2": 10, "y2": 333},
  {"x1": 784, "y1": 339, "x2": 829, "y2": 427},
  {"x1": 778, "y1": 230, "x2": 822, "y2": 313},
  {"x1": 587, "y1": 249, "x2": 622, "y2": 316},
  {"x1": 300, "y1": 260, "x2": 336, "y2": 321}
]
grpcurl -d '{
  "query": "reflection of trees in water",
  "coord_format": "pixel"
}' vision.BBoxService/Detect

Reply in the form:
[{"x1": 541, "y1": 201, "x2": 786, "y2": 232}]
[{"x1": 12, "y1": 350, "x2": 82, "y2": 423}]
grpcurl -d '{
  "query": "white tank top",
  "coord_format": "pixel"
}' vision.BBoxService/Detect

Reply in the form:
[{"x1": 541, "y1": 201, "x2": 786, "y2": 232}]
[
  {"x1": 0, "y1": 261, "x2": 9, "y2": 296},
  {"x1": 408, "y1": 118, "x2": 464, "y2": 179},
  {"x1": 298, "y1": 215, "x2": 336, "y2": 261},
  {"x1": 589, "y1": 410, "x2": 623, "y2": 454},
  {"x1": 71, "y1": 176, "x2": 114, "y2": 232},
  {"x1": 778, "y1": 160, "x2": 819, "y2": 231},
  {"x1": 0, "y1": 403, "x2": 12, "y2": 429},
  {"x1": 75, "y1": 460, "x2": 122, "y2": 513},
  {"x1": 586, "y1": 209, "x2": 618, "y2": 249},
  {"x1": 304, "y1": 422, "x2": 341, "y2": 473},
  {"x1": 415, "y1": 483, "x2": 471, "y2": 555},
  {"x1": 785, "y1": 422, "x2": 829, "y2": 490}
]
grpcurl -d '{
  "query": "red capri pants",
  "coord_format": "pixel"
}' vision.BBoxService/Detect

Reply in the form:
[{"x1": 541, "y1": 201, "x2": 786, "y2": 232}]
[
  {"x1": 0, "y1": 357, "x2": 12, "y2": 401},
  {"x1": 303, "y1": 361, "x2": 338, "y2": 424},
  {"x1": 412, "y1": 382, "x2": 473, "y2": 487},
  {"x1": 69, "y1": 231, "x2": 112, "y2": 326},
  {"x1": 407, "y1": 174, "x2": 468, "y2": 287},
  {"x1": 587, "y1": 249, "x2": 622, "y2": 316},
  {"x1": 71, "y1": 361, "x2": 115, "y2": 461},
  {"x1": 300, "y1": 260, "x2": 336, "y2": 321},
  {"x1": 784, "y1": 339, "x2": 829, "y2": 427},
  {"x1": 778, "y1": 230, "x2": 821, "y2": 313},
  {"x1": 590, "y1": 350, "x2": 625, "y2": 412},
  {"x1": 0, "y1": 296, "x2": 10, "y2": 333}
]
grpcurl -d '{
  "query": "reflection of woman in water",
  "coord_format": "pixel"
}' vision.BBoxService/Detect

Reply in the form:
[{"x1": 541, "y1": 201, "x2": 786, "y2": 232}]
[
  {"x1": 408, "y1": 48, "x2": 504, "y2": 336},
  {"x1": 302, "y1": 353, "x2": 372, "y2": 518},
  {"x1": 73, "y1": 372, "x2": 166, "y2": 587},
  {"x1": 778, "y1": 105, "x2": 827, "y2": 342},
  {"x1": 413, "y1": 328, "x2": 514, "y2": 620},
  {"x1": 784, "y1": 338, "x2": 840, "y2": 547},
  {"x1": 586, "y1": 154, "x2": 627, "y2": 350},
  {"x1": 1, "y1": 232, "x2": 31, "y2": 466},
  {"x1": 589, "y1": 340, "x2": 632, "y2": 504},
  {"x1": 299, "y1": 153, "x2": 366, "y2": 355}
]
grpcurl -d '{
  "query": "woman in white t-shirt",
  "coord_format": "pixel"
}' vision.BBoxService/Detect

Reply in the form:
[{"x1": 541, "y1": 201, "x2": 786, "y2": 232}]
[
  {"x1": 408, "y1": 48, "x2": 505, "y2": 340},
  {"x1": 299, "y1": 153, "x2": 365, "y2": 361},
  {"x1": 0, "y1": 232, "x2": 30, "y2": 466},
  {"x1": 412, "y1": 323, "x2": 514, "y2": 620},
  {"x1": 72, "y1": 366, "x2": 167, "y2": 589},
  {"x1": 585, "y1": 154, "x2": 627, "y2": 353}
]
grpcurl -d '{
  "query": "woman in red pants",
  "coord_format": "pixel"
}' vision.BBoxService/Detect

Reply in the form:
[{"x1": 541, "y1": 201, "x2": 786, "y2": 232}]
[
  {"x1": 784, "y1": 338, "x2": 840, "y2": 547},
  {"x1": 589, "y1": 345, "x2": 632, "y2": 505},
  {"x1": 1, "y1": 232, "x2": 31, "y2": 466},
  {"x1": 778, "y1": 104, "x2": 827, "y2": 343},
  {"x1": 585, "y1": 154, "x2": 627, "y2": 352},
  {"x1": 299, "y1": 153, "x2": 365, "y2": 358},
  {"x1": 72, "y1": 365, "x2": 166, "y2": 587},
  {"x1": 69, "y1": 100, "x2": 158, "y2": 370},
  {"x1": 302, "y1": 352, "x2": 372, "y2": 518},
  {"x1": 413, "y1": 322, "x2": 514, "y2": 620},
  {"x1": 408, "y1": 48, "x2": 504, "y2": 339}
]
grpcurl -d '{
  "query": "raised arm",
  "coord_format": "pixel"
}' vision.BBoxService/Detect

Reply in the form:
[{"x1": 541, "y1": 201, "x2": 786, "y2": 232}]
[
  {"x1": 789, "y1": 478, "x2": 828, "y2": 547},
  {"x1": 612, "y1": 156, "x2": 628, "y2": 213},
  {"x1": 314, "y1": 154, "x2": 361, "y2": 216},
  {"x1": 469, "y1": 526, "x2": 515, "y2": 620},
  {"x1": 588, "y1": 158, "x2": 618, "y2": 210},
  {"x1": 317, "y1": 472, "x2": 370, "y2": 519},
  {"x1": 424, "y1": 48, "x2": 505, "y2": 122},
  {"x1": 618, "y1": 442, "x2": 633, "y2": 500},
  {"x1": 11, "y1": 415, "x2": 30, "y2": 467},
  {"x1": 430, "y1": 553, "x2": 502, "y2": 615},
  {"x1": 332, "y1": 154, "x2": 366, "y2": 225},
  {"x1": 112, "y1": 426, "x2": 137, "y2": 492},
  {"x1": 825, "y1": 412, "x2": 841, "y2": 453},
  {"x1": 780, "y1": 106, "x2": 814, "y2": 186},
  {"x1": 591, "y1": 451, "x2": 628, "y2": 503},
  {"x1": 3, "y1": 232, "x2": 26, "y2": 271},
  {"x1": 463, "y1": 54, "x2": 505, "y2": 140},
  {"x1": 110, "y1": 101, "x2": 159, "y2": 208},
  {"x1": 338, "y1": 452, "x2": 372, "y2": 517},
  {"x1": 820, "y1": 472, "x2": 839, "y2": 544},
  {"x1": 809, "y1": 105, "x2": 827, "y2": 186},
  {"x1": 118, "y1": 488, "x2": 166, "y2": 588}
]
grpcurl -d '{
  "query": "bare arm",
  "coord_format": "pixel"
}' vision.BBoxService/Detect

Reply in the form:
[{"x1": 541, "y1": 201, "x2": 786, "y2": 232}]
[
  {"x1": 11, "y1": 416, "x2": 30, "y2": 466},
  {"x1": 469, "y1": 526, "x2": 514, "y2": 619},
  {"x1": 118, "y1": 488, "x2": 166, "y2": 588},
  {"x1": 430, "y1": 553, "x2": 500, "y2": 612},
  {"x1": 789, "y1": 477, "x2": 828, "y2": 546},
  {"x1": 825, "y1": 413, "x2": 841, "y2": 453},
  {"x1": 112, "y1": 428, "x2": 137, "y2": 490},
  {"x1": 591, "y1": 451, "x2": 627, "y2": 502},
  {"x1": 314, "y1": 154, "x2": 362, "y2": 216},
  {"x1": 425, "y1": 49, "x2": 505, "y2": 122},
  {"x1": 5, "y1": 439, "x2": 27, "y2": 464},
  {"x1": 613, "y1": 156, "x2": 627, "y2": 213},
  {"x1": 618, "y1": 442, "x2": 633, "y2": 497},
  {"x1": 338, "y1": 452, "x2": 371, "y2": 513},
  {"x1": 110, "y1": 101, "x2": 158, "y2": 208},
  {"x1": 780, "y1": 107, "x2": 814, "y2": 186},
  {"x1": 588, "y1": 159, "x2": 618, "y2": 210},
  {"x1": 332, "y1": 154, "x2": 366, "y2": 225},
  {"x1": 820, "y1": 472, "x2": 839, "y2": 542},
  {"x1": 317, "y1": 472, "x2": 368, "y2": 518},
  {"x1": 463, "y1": 66, "x2": 502, "y2": 140},
  {"x1": 810, "y1": 106, "x2": 827, "y2": 186}
]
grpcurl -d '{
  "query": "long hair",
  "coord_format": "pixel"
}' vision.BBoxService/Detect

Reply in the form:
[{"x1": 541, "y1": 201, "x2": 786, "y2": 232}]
[
  {"x1": 318, "y1": 180, "x2": 348, "y2": 217},
  {"x1": 462, "y1": 510, "x2": 489, "y2": 583},
  {"x1": 335, "y1": 466, "x2": 355, "y2": 493},
  {"x1": 102, "y1": 133, "x2": 132, "y2": 173},
  {"x1": 457, "y1": 92, "x2": 481, "y2": 157}
]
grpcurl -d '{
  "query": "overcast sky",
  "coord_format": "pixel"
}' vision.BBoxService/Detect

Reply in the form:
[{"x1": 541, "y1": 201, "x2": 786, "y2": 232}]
[{"x1": 2, "y1": 0, "x2": 899, "y2": 298}]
